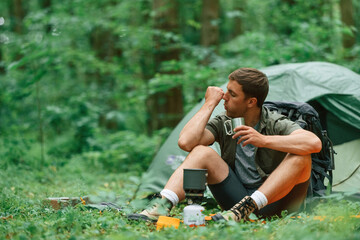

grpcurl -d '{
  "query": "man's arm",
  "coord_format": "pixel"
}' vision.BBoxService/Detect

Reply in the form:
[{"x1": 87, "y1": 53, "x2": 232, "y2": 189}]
[
  {"x1": 178, "y1": 87, "x2": 224, "y2": 152},
  {"x1": 233, "y1": 127, "x2": 322, "y2": 155}
]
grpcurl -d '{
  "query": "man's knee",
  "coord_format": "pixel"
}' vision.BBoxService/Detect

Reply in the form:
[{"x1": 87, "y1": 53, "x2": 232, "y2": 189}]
[
  {"x1": 285, "y1": 154, "x2": 312, "y2": 183},
  {"x1": 186, "y1": 146, "x2": 229, "y2": 184},
  {"x1": 185, "y1": 145, "x2": 225, "y2": 168},
  {"x1": 187, "y1": 145, "x2": 218, "y2": 159}
]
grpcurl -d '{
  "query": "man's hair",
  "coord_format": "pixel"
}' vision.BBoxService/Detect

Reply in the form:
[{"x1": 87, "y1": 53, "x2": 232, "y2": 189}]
[{"x1": 228, "y1": 68, "x2": 269, "y2": 107}]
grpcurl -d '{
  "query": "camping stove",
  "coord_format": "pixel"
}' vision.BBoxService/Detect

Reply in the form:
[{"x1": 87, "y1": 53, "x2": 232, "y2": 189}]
[{"x1": 183, "y1": 169, "x2": 207, "y2": 227}]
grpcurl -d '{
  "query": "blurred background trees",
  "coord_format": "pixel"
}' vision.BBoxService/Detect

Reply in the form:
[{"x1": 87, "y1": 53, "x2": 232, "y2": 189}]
[{"x1": 0, "y1": 0, "x2": 359, "y2": 172}]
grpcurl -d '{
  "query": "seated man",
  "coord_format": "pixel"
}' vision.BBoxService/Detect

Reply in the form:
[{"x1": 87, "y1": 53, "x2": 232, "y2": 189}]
[{"x1": 128, "y1": 68, "x2": 322, "y2": 222}]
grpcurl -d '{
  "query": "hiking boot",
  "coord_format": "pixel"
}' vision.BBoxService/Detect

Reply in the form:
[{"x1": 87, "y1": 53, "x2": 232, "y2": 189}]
[
  {"x1": 212, "y1": 196, "x2": 257, "y2": 222},
  {"x1": 127, "y1": 198, "x2": 172, "y2": 222}
]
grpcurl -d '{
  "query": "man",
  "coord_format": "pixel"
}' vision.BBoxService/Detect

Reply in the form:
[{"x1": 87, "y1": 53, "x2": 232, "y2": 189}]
[{"x1": 129, "y1": 68, "x2": 322, "y2": 222}]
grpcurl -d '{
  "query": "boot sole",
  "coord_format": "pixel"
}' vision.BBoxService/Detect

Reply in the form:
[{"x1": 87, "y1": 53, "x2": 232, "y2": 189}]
[{"x1": 127, "y1": 213, "x2": 157, "y2": 223}]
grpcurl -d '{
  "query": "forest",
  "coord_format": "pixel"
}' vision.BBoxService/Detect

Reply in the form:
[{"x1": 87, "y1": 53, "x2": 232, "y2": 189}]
[{"x1": 1, "y1": 0, "x2": 360, "y2": 239}]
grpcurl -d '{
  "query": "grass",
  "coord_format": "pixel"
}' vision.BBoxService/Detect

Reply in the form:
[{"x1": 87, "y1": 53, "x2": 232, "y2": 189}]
[{"x1": 1, "y1": 157, "x2": 359, "y2": 240}]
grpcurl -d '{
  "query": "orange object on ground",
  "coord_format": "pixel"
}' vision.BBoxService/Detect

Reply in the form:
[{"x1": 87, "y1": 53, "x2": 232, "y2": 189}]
[
  {"x1": 156, "y1": 216, "x2": 181, "y2": 230},
  {"x1": 186, "y1": 223, "x2": 205, "y2": 227},
  {"x1": 80, "y1": 197, "x2": 86, "y2": 205}
]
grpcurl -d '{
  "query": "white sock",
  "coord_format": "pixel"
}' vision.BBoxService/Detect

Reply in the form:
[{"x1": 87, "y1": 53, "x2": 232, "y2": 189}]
[
  {"x1": 250, "y1": 190, "x2": 268, "y2": 210},
  {"x1": 160, "y1": 189, "x2": 179, "y2": 206}
]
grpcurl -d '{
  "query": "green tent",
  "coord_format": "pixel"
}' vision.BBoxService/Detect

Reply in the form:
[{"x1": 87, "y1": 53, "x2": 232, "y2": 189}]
[{"x1": 136, "y1": 62, "x2": 360, "y2": 198}]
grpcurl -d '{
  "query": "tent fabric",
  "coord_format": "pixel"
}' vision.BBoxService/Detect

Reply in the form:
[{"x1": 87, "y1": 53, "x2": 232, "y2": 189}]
[
  {"x1": 264, "y1": 62, "x2": 360, "y2": 136},
  {"x1": 264, "y1": 62, "x2": 360, "y2": 102},
  {"x1": 136, "y1": 62, "x2": 360, "y2": 198},
  {"x1": 316, "y1": 95, "x2": 360, "y2": 129},
  {"x1": 332, "y1": 139, "x2": 360, "y2": 192},
  {"x1": 316, "y1": 95, "x2": 360, "y2": 144}
]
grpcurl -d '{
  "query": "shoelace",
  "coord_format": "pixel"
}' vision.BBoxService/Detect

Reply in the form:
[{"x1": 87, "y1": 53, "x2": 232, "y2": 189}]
[{"x1": 230, "y1": 197, "x2": 256, "y2": 221}]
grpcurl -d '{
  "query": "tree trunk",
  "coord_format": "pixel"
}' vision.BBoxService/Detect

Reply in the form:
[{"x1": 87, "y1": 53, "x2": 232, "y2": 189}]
[
  {"x1": 139, "y1": 0, "x2": 154, "y2": 81},
  {"x1": 0, "y1": 48, "x2": 5, "y2": 75},
  {"x1": 147, "y1": 0, "x2": 183, "y2": 133},
  {"x1": 89, "y1": 26, "x2": 122, "y2": 130},
  {"x1": 88, "y1": 5, "x2": 123, "y2": 130},
  {"x1": 39, "y1": 0, "x2": 52, "y2": 33},
  {"x1": 340, "y1": 0, "x2": 356, "y2": 49},
  {"x1": 39, "y1": 0, "x2": 51, "y2": 8},
  {"x1": 232, "y1": 4, "x2": 244, "y2": 38},
  {"x1": 201, "y1": 0, "x2": 220, "y2": 48},
  {"x1": 194, "y1": 0, "x2": 220, "y2": 99},
  {"x1": 9, "y1": 0, "x2": 27, "y2": 34}
]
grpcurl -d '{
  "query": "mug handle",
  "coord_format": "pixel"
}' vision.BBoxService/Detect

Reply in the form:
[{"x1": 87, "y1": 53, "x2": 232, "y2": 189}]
[{"x1": 224, "y1": 120, "x2": 233, "y2": 135}]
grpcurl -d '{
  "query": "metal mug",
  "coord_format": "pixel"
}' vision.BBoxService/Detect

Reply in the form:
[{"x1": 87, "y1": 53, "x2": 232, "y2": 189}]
[{"x1": 224, "y1": 117, "x2": 245, "y2": 135}]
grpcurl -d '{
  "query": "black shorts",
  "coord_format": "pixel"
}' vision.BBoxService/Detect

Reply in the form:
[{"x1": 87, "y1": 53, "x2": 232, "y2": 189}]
[{"x1": 208, "y1": 166, "x2": 309, "y2": 217}]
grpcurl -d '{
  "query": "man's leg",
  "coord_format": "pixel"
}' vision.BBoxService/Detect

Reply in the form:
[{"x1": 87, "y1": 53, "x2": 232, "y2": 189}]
[
  {"x1": 164, "y1": 145, "x2": 229, "y2": 202},
  {"x1": 258, "y1": 153, "x2": 311, "y2": 205},
  {"x1": 258, "y1": 179, "x2": 309, "y2": 217},
  {"x1": 128, "y1": 145, "x2": 229, "y2": 221},
  {"x1": 213, "y1": 153, "x2": 311, "y2": 222},
  {"x1": 208, "y1": 166, "x2": 249, "y2": 210}
]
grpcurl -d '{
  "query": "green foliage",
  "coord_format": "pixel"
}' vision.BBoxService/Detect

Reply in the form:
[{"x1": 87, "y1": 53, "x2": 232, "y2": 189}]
[
  {"x1": 1, "y1": 164, "x2": 360, "y2": 239},
  {"x1": 1, "y1": 0, "x2": 359, "y2": 144},
  {"x1": 80, "y1": 129, "x2": 167, "y2": 173},
  {"x1": 0, "y1": 128, "x2": 166, "y2": 174},
  {"x1": 0, "y1": 0, "x2": 360, "y2": 237}
]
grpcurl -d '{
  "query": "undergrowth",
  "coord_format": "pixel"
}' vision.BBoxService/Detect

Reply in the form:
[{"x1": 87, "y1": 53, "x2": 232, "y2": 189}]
[{"x1": 1, "y1": 158, "x2": 359, "y2": 240}]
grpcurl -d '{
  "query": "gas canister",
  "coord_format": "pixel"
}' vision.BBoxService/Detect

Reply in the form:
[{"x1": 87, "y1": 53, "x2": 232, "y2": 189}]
[{"x1": 183, "y1": 204, "x2": 205, "y2": 227}]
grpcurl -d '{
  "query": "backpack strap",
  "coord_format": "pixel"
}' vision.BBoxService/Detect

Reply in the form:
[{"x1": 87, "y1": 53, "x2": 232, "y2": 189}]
[
  {"x1": 322, "y1": 130, "x2": 336, "y2": 170},
  {"x1": 312, "y1": 163, "x2": 332, "y2": 181},
  {"x1": 288, "y1": 109, "x2": 295, "y2": 119}
]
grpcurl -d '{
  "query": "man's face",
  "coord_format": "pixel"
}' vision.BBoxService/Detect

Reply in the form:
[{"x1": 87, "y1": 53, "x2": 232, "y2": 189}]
[{"x1": 223, "y1": 80, "x2": 249, "y2": 118}]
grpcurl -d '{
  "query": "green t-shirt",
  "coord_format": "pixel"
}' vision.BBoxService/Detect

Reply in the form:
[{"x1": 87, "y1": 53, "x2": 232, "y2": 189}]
[{"x1": 206, "y1": 106, "x2": 301, "y2": 178}]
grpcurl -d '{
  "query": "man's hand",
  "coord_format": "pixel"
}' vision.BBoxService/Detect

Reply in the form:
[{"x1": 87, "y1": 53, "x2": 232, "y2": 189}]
[
  {"x1": 204, "y1": 87, "x2": 224, "y2": 107},
  {"x1": 232, "y1": 126, "x2": 266, "y2": 147}
]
